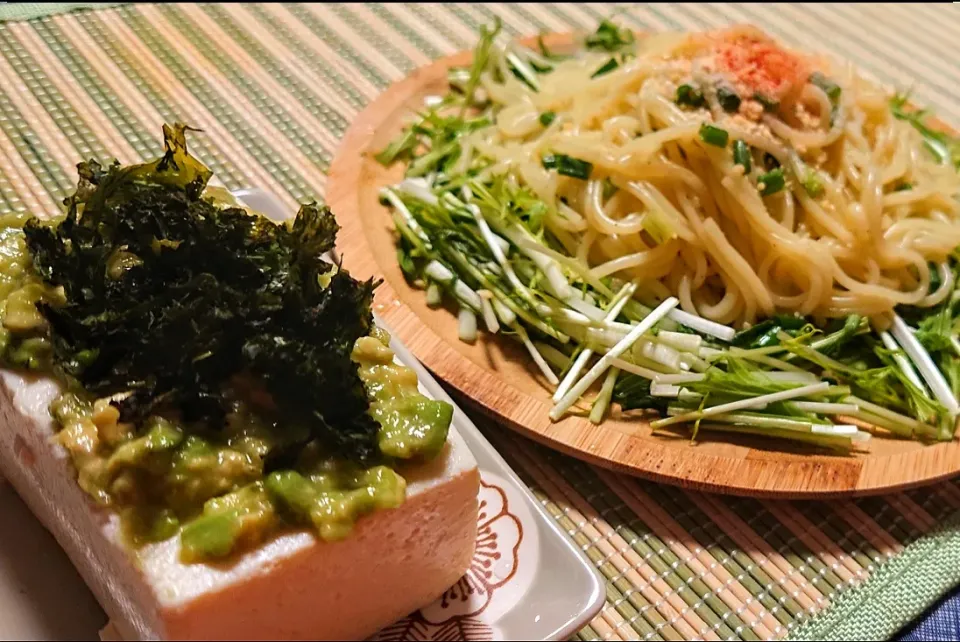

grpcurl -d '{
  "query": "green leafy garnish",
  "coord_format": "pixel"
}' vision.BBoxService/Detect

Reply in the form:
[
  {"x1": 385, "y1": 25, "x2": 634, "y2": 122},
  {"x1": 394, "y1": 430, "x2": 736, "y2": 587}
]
[
  {"x1": 377, "y1": 109, "x2": 490, "y2": 177},
  {"x1": 754, "y1": 93, "x2": 779, "y2": 113},
  {"x1": 539, "y1": 111, "x2": 557, "y2": 127},
  {"x1": 25, "y1": 124, "x2": 382, "y2": 462},
  {"x1": 613, "y1": 375, "x2": 668, "y2": 413},
  {"x1": 676, "y1": 84, "x2": 705, "y2": 108},
  {"x1": 542, "y1": 154, "x2": 593, "y2": 180},
  {"x1": 699, "y1": 123, "x2": 729, "y2": 148},
  {"x1": 717, "y1": 85, "x2": 741, "y2": 113},
  {"x1": 591, "y1": 57, "x2": 620, "y2": 78},
  {"x1": 375, "y1": 128, "x2": 418, "y2": 166},
  {"x1": 758, "y1": 167, "x2": 786, "y2": 196},
  {"x1": 732, "y1": 314, "x2": 806, "y2": 349},
  {"x1": 890, "y1": 91, "x2": 960, "y2": 168},
  {"x1": 459, "y1": 18, "x2": 501, "y2": 114},
  {"x1": 802, "y1": 169, "x2": 824, "y2": 197},
  {"x1": 732, "y1": 140, "x2": 752, "y2": 173},
  {"x1": 584, "y1": 19, "x2": 635, "y2": 52}
]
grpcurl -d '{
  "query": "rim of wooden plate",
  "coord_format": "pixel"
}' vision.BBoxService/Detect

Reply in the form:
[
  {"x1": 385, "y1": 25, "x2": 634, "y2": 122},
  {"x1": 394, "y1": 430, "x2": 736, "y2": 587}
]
[{"x1": 327, "y1": 31, "x2": 960, "y2": 498}]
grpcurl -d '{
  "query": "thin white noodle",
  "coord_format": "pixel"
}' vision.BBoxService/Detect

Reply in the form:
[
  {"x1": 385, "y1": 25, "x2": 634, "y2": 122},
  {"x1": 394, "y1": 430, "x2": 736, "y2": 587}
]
[{"x1": 415, "y1": 25, "x2": 960, "y2": 330}]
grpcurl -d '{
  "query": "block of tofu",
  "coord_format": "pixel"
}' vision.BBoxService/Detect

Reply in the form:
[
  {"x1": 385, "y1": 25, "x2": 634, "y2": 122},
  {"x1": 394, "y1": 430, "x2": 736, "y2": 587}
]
[{"x1": 0, "y1": 368, "x2": 480, "y2": 641}]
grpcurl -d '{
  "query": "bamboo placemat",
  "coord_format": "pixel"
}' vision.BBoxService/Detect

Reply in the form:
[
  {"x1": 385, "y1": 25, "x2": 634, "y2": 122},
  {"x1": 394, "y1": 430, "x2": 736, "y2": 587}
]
[{"x1": 0, "y1": 3, "x2": 959, "y2": 640}]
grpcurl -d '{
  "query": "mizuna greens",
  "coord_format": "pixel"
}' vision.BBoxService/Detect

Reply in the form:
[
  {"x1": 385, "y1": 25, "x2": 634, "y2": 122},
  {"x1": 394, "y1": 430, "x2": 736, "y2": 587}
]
[{"x1": 376, "y1": 20, "x2": 960, "y2": 451}]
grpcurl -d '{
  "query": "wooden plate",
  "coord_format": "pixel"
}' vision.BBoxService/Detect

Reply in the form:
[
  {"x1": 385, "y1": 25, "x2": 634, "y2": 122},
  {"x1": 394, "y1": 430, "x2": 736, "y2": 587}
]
[{"x1": 327, "y1": 34, "x2": 960, "y2": 498}]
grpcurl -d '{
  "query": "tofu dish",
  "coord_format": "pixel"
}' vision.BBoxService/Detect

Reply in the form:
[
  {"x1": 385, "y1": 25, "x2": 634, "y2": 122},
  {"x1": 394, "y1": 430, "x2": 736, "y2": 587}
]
[{"x1": 0, "y1": 124, "x2": 479, "y2": 640}]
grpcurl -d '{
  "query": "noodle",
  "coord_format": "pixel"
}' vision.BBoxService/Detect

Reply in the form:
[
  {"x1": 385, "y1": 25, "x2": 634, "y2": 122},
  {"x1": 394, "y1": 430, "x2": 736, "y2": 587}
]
[{"x1": 429, "y1": 25, "x2": 960, "y2": 328}]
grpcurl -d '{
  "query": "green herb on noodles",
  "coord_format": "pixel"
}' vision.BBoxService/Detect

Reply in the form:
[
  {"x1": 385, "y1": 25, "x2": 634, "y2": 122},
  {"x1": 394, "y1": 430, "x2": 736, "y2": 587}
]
[
  {"x1": 699, "y1": 123, "x2": 729, "y2": 147},
  {"x1": 542, "y1": 154, "x2": 594, "y2": 180}
]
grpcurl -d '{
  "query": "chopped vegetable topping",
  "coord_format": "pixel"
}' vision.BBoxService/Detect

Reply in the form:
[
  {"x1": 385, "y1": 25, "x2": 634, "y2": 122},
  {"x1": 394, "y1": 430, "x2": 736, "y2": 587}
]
[
  {"x1": 676, "y1": 83, "x2": 705, "y2": 108},
  {"x1": 716, "y1": 85, "x2": 742, "y2": 112},
  {"x1": 732, "y1": 139, "x2": 752, "y2": 172},
  {"x1": 754, "y1": 93, "x2": 780, "y2": 113},
  {"x1": 699, "y1": 123, "x2": 729, "y2": 148},
  {"x1": 542, "y1": 154, "x2": 594, "y2": 179},
  {"x1": 591, "y1": 57, "x2": 620, "y2": 78},
  {"x1": 585, "y1": 19, "x2": 635, "y2": 52},
  {"x1": 890, "y1": 92, "x2": 960, "y2": 169},
  {"x1": 758, "y1": 167, "x2": 786, "y2": 195},
  {"x1": 802, "y1": 170, "x2": 824, "y2": 197},
  {"x1": 539, "y1": 111, "x2": 557, "y2": 127}
]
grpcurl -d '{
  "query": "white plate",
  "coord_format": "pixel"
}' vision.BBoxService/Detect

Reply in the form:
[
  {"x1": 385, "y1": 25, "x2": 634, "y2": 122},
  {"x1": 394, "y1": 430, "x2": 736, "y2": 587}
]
[{"x1": 0, "y1": 188, "x2": 604, "y2": 641}]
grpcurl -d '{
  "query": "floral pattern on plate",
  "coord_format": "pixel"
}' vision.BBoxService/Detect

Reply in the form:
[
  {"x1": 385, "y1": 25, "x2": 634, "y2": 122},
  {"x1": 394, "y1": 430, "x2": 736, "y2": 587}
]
[{"x1": 372, "y1": 472, "x2": 538, "y2": 641}]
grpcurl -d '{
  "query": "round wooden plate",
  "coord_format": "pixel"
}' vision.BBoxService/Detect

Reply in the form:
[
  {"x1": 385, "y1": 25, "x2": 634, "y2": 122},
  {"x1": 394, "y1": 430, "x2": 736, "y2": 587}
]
[{"x1": 327, "y1": 34, "x2": 960, "y2": 498}]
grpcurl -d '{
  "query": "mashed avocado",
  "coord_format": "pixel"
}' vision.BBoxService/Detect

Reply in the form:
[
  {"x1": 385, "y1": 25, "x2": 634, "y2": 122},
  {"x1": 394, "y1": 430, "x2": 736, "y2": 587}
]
[
  {"x1": 39, "y1": 325, "x2": 448, "y2": 562},
  {"x1": 0, "y1": 128, "x2": 453, "y2": 563},
  {"x1": 33, "y1": 315, "x2": 448, "y2": 563}
]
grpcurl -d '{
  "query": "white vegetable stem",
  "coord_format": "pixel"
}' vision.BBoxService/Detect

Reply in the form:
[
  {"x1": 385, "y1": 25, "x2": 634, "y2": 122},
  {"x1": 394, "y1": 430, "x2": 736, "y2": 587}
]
[
  {"x1": 764, "y1": 371, "x2": 820, "y2": 384},
  {"x1": 458, "y1": 307, "x2": 477, "y2": 343},
  {"x1": 424, "y1": 261, "x2": 482, "y2": 311},
  {"x1": 552, "y1": 283, "x2": 637, "y2": 403},
  {"x1": 380, "y1": 187, "x2": 431, "y2": 245},
  {"x1": 666, "y1": 308, "x2": 736, "y2": 342},
  {"x1": 464, "y1": 203, "x2": 536, "y2": 306},
  {"x1": 651, "y1": 383, "x2": 682, "y2": 397},
  {"x1": 501, "y1": 224, "x2": 571, "y2": 299},
  {"x1": 880, "y1": 330, "x2": 928, "y2": 395},
  {"x1": 515, "y1": 324, "x2": 559, "y2": 386},
  {"x1": 789, "y1": 401, "x2": 860, "y2": 415},
  {"x1": 651, "y1": 382, "x2": 831, "y2": 428},
  {"x1": 478, "y1": 290, "x2": 500, "y2": 334},
  {"x1": 397, "y1": 178, "x2": 439, "y2": 207},
  {"x1": 609, "y1": 358, "x2": 669, "y2": 380},
  {"x1": 551, "y1": 297, "x2": 679, "y2": 420},
  {"x1": 491, "y1": 297, "x2": 517, "y2": 326},
  {"x1": 657, "y1": 330, "x2": 703, "y2": 353},
  {"x1": 589, "y1": 368, "x2": 620, "y2": 424},
  {"x1": 890, "y1": 315, "x2": 959, "y2": 417}
]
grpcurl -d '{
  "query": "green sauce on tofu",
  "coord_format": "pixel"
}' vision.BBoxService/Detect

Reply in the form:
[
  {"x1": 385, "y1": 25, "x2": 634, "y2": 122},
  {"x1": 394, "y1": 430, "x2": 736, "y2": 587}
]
[
  {"x1": 354, "y1": 328, "x2": 452, "y2": 460},
  {"x1": 39, "y1": 328, "x2": 446, "y2": 563},
  {"x1": 0, "y1": 125, "x2": 454, "y2": 563}
]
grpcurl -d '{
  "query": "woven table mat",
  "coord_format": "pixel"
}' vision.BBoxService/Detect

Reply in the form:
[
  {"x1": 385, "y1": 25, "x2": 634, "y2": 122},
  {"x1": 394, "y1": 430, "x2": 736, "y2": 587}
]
[{"x1": 0, "y1": 3, "x2": 959, "y2": 640}]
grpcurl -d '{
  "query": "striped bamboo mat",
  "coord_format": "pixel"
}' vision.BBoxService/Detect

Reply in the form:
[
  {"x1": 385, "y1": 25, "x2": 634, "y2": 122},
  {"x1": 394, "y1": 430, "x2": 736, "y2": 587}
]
[{"x1": 0, "y1": 3, "x2": 959, "y2": 640}]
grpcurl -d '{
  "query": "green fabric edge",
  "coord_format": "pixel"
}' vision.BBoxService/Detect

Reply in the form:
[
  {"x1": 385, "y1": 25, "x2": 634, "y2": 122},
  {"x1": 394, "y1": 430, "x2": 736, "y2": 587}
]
[
  {"x1": 787, "y1": 507, "x2": 960, "y2": 641},
  {"x1": 0, "y1": 3, "x2": 125, "y2": 22}
]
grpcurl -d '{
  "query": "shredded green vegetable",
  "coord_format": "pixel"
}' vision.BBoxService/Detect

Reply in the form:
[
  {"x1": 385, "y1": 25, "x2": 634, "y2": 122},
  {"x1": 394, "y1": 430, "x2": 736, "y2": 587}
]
[{"x1": 372, "y1": 18, "x2": 960, "y2": 452}]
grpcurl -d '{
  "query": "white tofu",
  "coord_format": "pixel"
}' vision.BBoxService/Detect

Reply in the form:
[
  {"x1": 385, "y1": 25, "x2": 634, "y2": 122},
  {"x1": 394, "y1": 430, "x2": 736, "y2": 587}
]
[{"x1": 0, "y1": 369, "x2": 480, "y2": 641}]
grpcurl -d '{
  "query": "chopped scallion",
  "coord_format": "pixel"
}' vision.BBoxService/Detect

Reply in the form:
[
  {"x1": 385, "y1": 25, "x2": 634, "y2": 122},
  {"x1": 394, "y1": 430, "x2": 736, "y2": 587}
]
[
  {"x1": 717, "y1": 85, "x2": 741, "y2": 112},
  {"x1": 802, "y1": 170, "x2": 824, "y2": 197},
  {"x1": 585, "y1": 19, "x2": 635, "y2": 52},
  {"x1": 676, "y1": 84, "x2": 705, "y2": 108},
  {"x1": 754, "y1": 92, "x2": 779, "y2": 112},
  {"x1": 732, "y1": 140, "x2": 752, "y2": 173},
  {"x1": 591, "y1": 57, "x2": 620, "y2": 78},
  {"x1": 539, "y1": 111, "x2": 556, "y2": 127},
  {"x1": 699, "y1": 123, "x2": 729, "y2": 148},
  {"x1": 758, "y1": 168, "x2": 786, "y2": 196},
  {"x1": 542, "y1": 154, "x2": 593, "y2": 180}
]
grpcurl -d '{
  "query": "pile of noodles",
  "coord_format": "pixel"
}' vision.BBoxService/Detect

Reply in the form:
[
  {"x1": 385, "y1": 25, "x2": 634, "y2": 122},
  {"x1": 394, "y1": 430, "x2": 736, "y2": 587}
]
[{"x1": 460, "y1": 25, "x2": 960, "y2": 328}]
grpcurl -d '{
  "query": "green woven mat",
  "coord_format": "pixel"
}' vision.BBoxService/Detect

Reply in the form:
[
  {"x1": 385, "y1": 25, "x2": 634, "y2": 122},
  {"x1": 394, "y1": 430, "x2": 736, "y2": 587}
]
[
  {"x1": 0, "y1": 3, "x2": 959, "y2": 640},
  {"x1": 0, "y1": 3, "x2": 121, "y2": 21}
]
